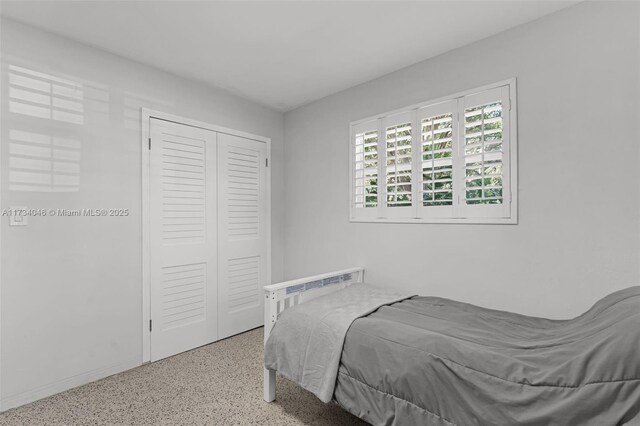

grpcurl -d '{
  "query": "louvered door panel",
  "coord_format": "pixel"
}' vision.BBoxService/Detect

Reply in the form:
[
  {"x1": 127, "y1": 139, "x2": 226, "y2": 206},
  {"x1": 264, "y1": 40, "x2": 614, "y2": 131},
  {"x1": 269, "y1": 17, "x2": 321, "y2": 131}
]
[
  {"x1": 161, "y1": 136, "x2": 206, "y2": 243},
  {"x1": 150, "y1": 119, "x2": 217, "y2": 362},
  {"x1": 227, "y1": 256, "x2": 260, "y2": 312},
  {"x1": 218, "y1": 133, "x2": 268, "y2": 339},
  {"x1": 161, "y1": 263, "x2": 206, "y2": 330},
  {"x1": 227, "y1": 147, "x2": 260, "y2": 239}
]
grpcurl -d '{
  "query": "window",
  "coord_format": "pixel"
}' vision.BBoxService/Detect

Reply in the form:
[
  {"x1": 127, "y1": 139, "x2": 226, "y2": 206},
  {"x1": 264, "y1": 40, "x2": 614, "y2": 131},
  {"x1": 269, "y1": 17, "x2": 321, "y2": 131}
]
[{"x1": 350, "y1": 80, "x2": 516, "y2": 224}]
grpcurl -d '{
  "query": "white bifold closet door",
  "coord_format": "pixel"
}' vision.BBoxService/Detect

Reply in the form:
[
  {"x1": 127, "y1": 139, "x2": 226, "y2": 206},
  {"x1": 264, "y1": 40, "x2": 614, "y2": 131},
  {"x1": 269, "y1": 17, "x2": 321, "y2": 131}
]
[
  {"x1": 217, "y1": 133, "x2": 268, "y2": 339},
  {"x1": 149, "y1": 119, "x2": 218, "y2": 362}
]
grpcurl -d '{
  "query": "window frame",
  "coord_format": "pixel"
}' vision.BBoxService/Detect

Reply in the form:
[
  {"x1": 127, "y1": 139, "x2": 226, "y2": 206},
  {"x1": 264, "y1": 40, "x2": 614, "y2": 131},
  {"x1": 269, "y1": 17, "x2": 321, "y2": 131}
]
[{"x1": 349, "y1": 78, "x2": 518, "y2": 225}]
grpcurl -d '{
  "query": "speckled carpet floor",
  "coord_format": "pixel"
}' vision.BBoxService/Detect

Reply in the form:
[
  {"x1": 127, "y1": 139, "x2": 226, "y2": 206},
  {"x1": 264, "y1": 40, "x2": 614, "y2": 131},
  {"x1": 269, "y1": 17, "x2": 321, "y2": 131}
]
[{"x1": 0, "y1": 328, "x2": 366, "y2": 425}]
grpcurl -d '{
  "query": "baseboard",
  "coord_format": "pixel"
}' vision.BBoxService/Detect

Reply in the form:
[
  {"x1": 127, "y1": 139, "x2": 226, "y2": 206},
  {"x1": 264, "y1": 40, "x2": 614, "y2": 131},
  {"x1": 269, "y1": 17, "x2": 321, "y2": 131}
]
[{"x1": 0, "y1": 356, "x2": 141, "y2": 412}]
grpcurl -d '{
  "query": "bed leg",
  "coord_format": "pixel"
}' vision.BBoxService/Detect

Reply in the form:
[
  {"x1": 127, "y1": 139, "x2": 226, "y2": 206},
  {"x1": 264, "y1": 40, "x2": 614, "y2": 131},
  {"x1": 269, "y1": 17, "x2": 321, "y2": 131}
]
[{"x1": 264, "y1": 368, "x2": 276, "y2": 402}]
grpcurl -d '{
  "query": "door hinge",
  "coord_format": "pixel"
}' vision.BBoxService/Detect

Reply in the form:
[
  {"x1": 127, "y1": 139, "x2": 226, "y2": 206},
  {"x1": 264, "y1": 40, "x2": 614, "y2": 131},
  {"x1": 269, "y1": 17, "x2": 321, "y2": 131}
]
[
  {"x1": 148, "y1": 137, "x2": 151, "y2": 150},
  {"x1": 265, "y1": 158, "x2": 269, "y2": 167},
  {"x1": 149, "y1": 319, "x2": 152, "y2": 332}
]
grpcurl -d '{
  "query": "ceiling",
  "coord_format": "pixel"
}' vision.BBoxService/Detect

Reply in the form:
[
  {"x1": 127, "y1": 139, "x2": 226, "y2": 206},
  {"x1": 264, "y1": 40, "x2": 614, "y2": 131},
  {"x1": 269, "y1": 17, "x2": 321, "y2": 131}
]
[{"x1": 1, "y1": 1, "x2": 578, "y2": 112}]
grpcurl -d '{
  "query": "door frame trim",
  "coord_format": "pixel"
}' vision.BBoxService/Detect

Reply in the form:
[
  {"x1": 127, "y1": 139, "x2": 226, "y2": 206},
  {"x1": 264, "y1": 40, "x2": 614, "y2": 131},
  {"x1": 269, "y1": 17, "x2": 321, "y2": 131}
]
[{"x1": 141, "y1": 109, "x2": 271, "y2": 363}]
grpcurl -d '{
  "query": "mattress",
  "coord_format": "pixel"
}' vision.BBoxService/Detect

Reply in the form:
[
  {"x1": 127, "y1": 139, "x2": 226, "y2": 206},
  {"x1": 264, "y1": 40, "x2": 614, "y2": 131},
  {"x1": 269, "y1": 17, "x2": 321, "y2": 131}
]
[{"x1": 334, "y1": 288, "x2": 640, "y2": 425}]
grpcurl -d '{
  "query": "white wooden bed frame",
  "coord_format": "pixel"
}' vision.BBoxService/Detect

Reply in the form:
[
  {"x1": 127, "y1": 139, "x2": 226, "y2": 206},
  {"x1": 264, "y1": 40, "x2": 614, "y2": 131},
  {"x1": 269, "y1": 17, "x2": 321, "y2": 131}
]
[{"x1": 262, "y1": 267, "x2": 365, "y2": 402}]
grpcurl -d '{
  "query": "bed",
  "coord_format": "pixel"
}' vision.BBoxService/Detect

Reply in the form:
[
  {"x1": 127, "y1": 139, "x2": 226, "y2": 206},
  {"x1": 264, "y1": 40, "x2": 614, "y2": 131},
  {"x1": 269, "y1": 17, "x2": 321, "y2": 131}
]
[{"x1": 263, "y1": 268, "x2": 640, "y2": 425}]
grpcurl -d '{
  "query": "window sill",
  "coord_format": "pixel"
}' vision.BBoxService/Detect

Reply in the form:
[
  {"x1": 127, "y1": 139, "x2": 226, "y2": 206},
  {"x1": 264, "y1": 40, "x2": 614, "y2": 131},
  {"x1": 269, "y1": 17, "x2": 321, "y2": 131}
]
[{"x1": 349, "y1": 217, "x2": 518, "y2": 225}]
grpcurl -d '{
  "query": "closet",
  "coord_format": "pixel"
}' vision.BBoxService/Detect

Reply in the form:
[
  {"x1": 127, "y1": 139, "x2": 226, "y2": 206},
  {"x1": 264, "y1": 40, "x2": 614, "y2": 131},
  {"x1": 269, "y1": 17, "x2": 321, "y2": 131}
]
[{"x1": 148, "y1": 118, "x2": 269, "y2": 362}]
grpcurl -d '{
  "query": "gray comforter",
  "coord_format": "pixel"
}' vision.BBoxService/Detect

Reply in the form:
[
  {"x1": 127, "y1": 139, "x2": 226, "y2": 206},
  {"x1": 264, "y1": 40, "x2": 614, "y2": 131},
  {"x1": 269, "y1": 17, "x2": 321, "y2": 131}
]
[
  {"x1": 335, "y1": 286, "x2": 640, "y2": 425},
  {"x1": 264, "y1": 284, "x2": 414, "y2": 403}
]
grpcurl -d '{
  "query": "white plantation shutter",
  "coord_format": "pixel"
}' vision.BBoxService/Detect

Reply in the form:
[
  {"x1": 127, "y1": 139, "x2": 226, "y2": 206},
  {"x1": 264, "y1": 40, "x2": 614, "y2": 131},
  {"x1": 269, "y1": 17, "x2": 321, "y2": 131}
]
[
  {"x1": 349, "y1": 80, "x2": 516, "y2": 223},
  {"x1": 417, "y1": 100, "x2": 457, "y2": 218},
  {"x1": 458, "y1": 85, "x2": 511, "y2": 219},
  {"x1": 383, "y1": 111, "x2": 415, "y2": 218},
  {"x1": 351, "y1": 120, "x2": 380, "y2": 219}
]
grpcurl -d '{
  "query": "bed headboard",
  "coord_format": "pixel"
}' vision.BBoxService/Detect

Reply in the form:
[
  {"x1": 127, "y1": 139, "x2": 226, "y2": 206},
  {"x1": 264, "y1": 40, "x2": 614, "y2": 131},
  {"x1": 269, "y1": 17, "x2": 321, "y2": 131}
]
[
  {"x1": 262, "y1": 267, "x2": 364, "y2": 402},
  {"x1": 263, "y1": 267, "x2": 364, "y2": 342}
]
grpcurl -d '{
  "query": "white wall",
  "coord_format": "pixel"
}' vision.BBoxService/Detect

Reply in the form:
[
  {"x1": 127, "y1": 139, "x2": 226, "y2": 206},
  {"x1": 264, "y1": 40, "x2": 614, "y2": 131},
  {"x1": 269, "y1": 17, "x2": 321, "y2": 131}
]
[
  {"x1": 283, "y1": 2, "x2": 640, "y2": 319},
  {"x1": 0, "y1": 18, "x2": 284, "y2": 410}
]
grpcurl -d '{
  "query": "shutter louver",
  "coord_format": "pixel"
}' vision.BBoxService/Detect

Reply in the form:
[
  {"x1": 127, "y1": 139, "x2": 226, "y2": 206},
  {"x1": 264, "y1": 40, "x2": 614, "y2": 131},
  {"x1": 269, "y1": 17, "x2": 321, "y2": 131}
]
[
  {"x1": 422, "y1": 113, "x2": 454, "y2": 206},
  {"x1": 353, "y1": 127, "x2": 379, "y2": 209},
  {"x1": 385, "y1": 122, "x2": 412, "y2": 208},
  {"x1": 464, "y1": 101, "x2": 504, "y2": 205}
]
